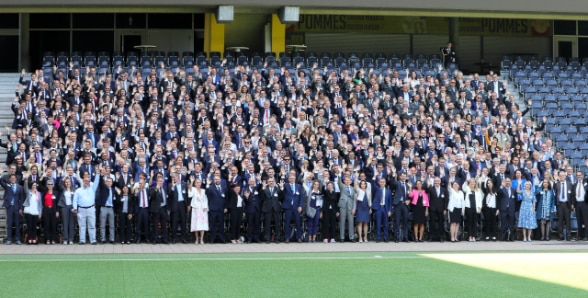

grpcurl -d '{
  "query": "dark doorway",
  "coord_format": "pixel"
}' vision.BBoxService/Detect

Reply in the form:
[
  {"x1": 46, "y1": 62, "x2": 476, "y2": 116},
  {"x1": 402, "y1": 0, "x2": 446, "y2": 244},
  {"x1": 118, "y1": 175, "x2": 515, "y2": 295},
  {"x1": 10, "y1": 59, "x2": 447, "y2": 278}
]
[
  {"x1": 558, "y1": 41, "x2": 573, "y2": 60},
  {"x1": 0, "y1": 36, "x2": 18, "y2": 71},
  {"x1": 120, "y1": 34, "x2": 142, "y2": 56}
]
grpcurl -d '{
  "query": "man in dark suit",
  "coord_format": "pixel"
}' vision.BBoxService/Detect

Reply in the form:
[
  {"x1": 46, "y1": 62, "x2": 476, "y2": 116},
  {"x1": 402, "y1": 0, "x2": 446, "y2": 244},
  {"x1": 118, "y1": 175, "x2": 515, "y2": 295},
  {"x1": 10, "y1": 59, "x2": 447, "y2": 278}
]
[
  {"x1": 135, "y1": 173, "x2": 150, "y2": 244},
  {"x1": 149, "y1": 173, "x2": 169, "y2": 244},
  {"x1": 573, "y1": 170, "x2": 588, "y2": 241},
  {"x1": 555, "y1": 171, "x2": 574, "y2": 241},
  {"x1": 282, "y1": 171, "x2": 304, "y2": 243},
  {"x1": 95, "y1": 167, "x2": 117, "y2": 244},
  {"x1": 261, "y1": 177, "x2": 283, "y2": 243},
  {"x1": 205, "y1": 174, "x2": 228, "y2": 243},
  {"x1": 169, "y1": 173, "x2": 189, "y2": 244},
  {"x1": 372, "y1": 177, "x2": 392, "y2": 242},
  {"x1": 392, "y1": 172, "x2": 411, "y2": 242},
  {"x1": 1, "y1": 173, "x2": 25, "y2": 244},
  {"x1": 498, "y1": 177, "x2": 516, "y2": 241},
  {"x1": 243, "y1": 177, "x2": 262, "y2": 243},
  {"x1": 115, "y1": 183, "x2": 136, "y2": 245},
  {"x1": 427, "y1": 177, "x2": 449, "y2": 242}
]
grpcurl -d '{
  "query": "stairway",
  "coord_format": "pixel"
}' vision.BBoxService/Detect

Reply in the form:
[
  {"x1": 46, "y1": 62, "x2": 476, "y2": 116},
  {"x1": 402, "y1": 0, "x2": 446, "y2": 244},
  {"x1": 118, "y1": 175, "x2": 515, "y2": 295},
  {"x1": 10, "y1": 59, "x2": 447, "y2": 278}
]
[{"x1": 0, "y1": 73, "x2": 19, "y2": 242}]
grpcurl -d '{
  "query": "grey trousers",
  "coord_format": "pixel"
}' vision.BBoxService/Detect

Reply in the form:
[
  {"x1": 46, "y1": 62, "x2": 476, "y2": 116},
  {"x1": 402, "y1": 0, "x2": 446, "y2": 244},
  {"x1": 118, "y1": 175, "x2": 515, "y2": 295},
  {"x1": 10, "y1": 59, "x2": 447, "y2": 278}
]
[{"x1": 100, "y1": 207, "x2": 115, "y2": 242}]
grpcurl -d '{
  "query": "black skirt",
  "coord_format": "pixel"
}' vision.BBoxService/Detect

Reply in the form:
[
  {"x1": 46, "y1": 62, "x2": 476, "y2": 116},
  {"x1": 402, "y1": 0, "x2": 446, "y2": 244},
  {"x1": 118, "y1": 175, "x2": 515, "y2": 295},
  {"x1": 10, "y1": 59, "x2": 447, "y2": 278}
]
[{"x1": 450, "y1": 208, "x2": 462, "y2": 223}]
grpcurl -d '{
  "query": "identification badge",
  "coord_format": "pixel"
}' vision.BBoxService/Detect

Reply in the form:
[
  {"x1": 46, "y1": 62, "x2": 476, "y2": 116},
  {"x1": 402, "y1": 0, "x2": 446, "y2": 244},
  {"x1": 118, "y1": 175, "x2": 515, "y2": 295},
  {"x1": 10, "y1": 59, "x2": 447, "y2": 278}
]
[
  {"x1": 274, "y1": 193, "x2": 278, "y2": 197},
  {"x1": 296, "y1": 192, "x2": 299, "y2": 195},
  {"x1": 221, "y1": 194, "x2": 225, "y2": 197},
  {"x1": 254, "y1": 191, "x2": 258, "y2": 195}
]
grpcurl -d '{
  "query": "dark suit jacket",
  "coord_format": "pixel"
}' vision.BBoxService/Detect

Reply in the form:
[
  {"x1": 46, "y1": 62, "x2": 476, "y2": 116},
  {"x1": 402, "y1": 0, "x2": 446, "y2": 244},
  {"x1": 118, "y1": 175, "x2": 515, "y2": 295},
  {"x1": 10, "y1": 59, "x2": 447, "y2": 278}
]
[
  {"x1": 554, "y1": 180, "x2": 574, "y2": 208},
  {"x1": 371, "y1": 185, "x2": 392, "y2": 213},
  {"x1": 168, "y1": 182, "x2": 189, "y2": 212},
  {"x1": 498, "y1": 185, "x2": 517, "y2": 211},
  {"x1": 427, "y1": 185, "x2": 449, "y2": 211},
  {"x1": 1, "y1": 177, "x2": 25, "y2": 209},
  {"x1": 243, "y1": 185, "x2": 261, "y2": 213},
  {"x1": 322, "y1": 189, "x2": 339, "y2": 213},
  {"x1": 392, "y1": 179, "x2": 409, "y2": 206},
  {"x1": 205, "y1": 183, "x2": 228, "y2": 212},
  {"x1": 261, "y1": 186, "x2": 283, "y2": 213},
  {"x1": 115, "y1": 193, "x2": 137, "y2": 215},
  {"x1": 148, "y1": 186, "x2": 167, "y2": 213},
  {"x1": 95, "y1": 175, "x2": 116, "y2": 207}
]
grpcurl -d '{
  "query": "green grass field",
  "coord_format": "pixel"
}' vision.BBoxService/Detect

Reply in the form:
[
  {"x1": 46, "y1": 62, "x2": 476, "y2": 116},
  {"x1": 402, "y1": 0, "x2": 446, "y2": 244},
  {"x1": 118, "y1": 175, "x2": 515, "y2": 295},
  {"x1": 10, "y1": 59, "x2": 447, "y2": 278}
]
[{"x1": 1, "y1": 252, "x2": 586, "y2": 297}]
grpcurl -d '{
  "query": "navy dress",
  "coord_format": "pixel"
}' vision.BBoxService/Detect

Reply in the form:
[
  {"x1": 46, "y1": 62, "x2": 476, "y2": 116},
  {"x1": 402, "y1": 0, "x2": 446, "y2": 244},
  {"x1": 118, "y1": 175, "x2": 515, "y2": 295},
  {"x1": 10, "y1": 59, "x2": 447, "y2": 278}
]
[{"x1": 356, "y1": 190, "x2": 371, "y2": 223}]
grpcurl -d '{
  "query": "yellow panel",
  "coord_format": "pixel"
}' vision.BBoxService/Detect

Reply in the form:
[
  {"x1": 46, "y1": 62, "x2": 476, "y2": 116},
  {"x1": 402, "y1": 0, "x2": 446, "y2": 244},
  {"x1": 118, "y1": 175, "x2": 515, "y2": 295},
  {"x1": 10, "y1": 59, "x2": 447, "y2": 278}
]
[
  {"x1": 271, "y1": 14, "x2": 285, "y2": 55},
  {"x1": 204, "y1": 13, "x2": 224, "y2": 55}
]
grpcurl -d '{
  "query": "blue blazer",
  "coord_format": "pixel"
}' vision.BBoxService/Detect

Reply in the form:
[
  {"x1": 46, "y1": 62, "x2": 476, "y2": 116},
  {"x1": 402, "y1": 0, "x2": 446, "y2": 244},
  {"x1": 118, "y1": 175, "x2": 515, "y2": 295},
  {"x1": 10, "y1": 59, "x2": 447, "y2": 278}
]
[
  {"x1": 498, "y1": 185, "x2": 517, "y2": 211},
  {"x1": 205, "y1": 183, "x2": 228, "y2": 212},
  {"x1": 371, "y1": 185, "x2": 392, "y2": 213},
  {"x1": 1, "y1": 177, "x2": 25, "y2": 209},
  {"x1": 243, "y1": 185, "x2": 261, "y2": 213},
  {"x1": 392, "y1": 180, "x2": 409, "y2": 206},
  {"x1": 282, "y1": 183, "x2": 304, "y2": 210}
]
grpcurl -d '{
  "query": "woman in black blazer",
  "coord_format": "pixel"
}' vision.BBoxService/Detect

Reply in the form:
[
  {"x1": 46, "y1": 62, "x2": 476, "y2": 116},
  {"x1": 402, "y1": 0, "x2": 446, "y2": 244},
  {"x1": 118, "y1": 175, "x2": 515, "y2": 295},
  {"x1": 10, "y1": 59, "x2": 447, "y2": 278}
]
[
  {"x1": 228, "y1": 184, "x2": 245, "y2": 244},
  {"x1": 322, "y1": 181, "x2": 339, "y2": 243}
]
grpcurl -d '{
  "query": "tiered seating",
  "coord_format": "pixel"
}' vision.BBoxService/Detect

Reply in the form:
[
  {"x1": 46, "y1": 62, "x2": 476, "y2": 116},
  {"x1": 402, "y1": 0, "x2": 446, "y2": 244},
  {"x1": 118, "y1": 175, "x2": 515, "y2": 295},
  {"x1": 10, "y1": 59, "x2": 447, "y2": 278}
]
[{"x1": 504, "y1": 55, "x2": 588, "y2": 172}]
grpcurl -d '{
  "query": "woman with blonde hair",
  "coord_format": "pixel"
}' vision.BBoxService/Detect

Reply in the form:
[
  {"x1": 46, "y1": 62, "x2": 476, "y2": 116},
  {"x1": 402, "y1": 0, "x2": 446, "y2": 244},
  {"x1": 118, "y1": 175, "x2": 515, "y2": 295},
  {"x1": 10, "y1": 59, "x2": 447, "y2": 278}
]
[{"x1": 463, "y1": 178, "x2": 483, "y2": 242}]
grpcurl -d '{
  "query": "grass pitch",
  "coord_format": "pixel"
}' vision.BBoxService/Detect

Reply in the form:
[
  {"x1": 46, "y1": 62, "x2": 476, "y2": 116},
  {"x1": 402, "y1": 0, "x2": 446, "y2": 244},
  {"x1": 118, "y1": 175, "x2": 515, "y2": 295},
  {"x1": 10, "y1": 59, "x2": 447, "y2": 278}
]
[{"x1": 1, "y1": 252, "x2": 586, "y2": 297}]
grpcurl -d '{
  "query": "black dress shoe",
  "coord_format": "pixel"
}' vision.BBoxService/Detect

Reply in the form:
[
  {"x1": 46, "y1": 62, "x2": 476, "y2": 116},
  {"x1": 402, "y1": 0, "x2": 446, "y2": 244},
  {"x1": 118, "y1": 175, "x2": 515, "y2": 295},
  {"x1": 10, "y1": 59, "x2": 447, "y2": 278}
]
[
  {"x1": 91, "y1": 242, "x2": 97, "y2": 245},
  {"x1": 440, "y1": 238, "x2": 445, "y2": 243},
  {"x1": 375, "y1": 240, "x2": 380, "y2": 243},
  {"x1": 171, "y1": 239, "x2": 176, "y2": 244},
  {"x1": 340, "y1": 239, "x2": 345, "y2": 243},
  {"x1": 394, "y1": 239, "x2": 399, "y2": 243},
  {"x1": 384, "y1": 239, "x2": 389, "y2": 243},
  {"x1": 101, "y1": 241, "x2": 106, "y2": 244},
  {"x1": 110, "y1": 241, "x2": 115, "y2": 244},
  {"x1": 350, "y1": 239, "x2": 356, "y2": 243},
  {"x1": 284, "y1": 239, "x2": 290, "y2": 243},
  {"x1": 403, "y1": 239, "x2": 409, "y2": 243},
  {"x1": 181, "y1": 239, "x2": 187, "y2": 244}
]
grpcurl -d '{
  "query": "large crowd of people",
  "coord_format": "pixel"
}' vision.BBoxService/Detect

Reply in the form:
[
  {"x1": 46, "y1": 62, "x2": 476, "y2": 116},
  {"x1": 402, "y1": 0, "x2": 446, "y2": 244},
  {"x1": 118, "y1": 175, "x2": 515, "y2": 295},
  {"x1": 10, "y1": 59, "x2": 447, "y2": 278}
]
[{"x1": 1, "y1": 57, "x2": 586, "y2": 246}]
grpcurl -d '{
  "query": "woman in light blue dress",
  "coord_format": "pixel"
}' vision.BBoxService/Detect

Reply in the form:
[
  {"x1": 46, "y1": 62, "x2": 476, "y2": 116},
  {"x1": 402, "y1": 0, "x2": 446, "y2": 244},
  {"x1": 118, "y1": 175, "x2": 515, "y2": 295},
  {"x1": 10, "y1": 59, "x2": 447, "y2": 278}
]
[{"x1": 517, "y1": 181, "x2": 537, "y2": 242}]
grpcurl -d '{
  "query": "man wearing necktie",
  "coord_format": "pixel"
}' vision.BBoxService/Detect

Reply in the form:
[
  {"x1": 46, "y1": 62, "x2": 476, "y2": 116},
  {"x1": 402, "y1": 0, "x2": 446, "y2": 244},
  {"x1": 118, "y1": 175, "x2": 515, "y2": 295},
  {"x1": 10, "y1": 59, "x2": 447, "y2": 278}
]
[
  {"x1": 574, "y1": 170, "x2": 588, "y2": 241},
  {"x1": 372, "y1": 178, "x2": 392, "y2": 242},
  {"x1": 261, "y1": 178, "x2": 283, "y2": 244},
  {"x1": 205, "y1": 175, "x2": 228, "y2": 244},
  {"x1": 337, "y1": 173, "x2": 356, "y2": 243},
  {"x1": 149, "y1": 173, "x2": 170, "y2": 244},
  {"x1": 426, "y1": 177, "x2": 449, "y2": 242},
  {"x1": 555, "y1": 171, "x2": 573, "y2": 241},
  {"x1": 498, "y1": 178, "x2": 516, "y2": 241},
  {"x1": 96, "y1": 168, "x2": 116, "y2": 244},
  {"x1": 282, "y1": 172, "x2": 304, "y2": 243},
  {"x1": 169, "y1": 174, "x2": 189, "y2": 244},
  {"x1": 392, "y1": 172, "x2": 411, "y2": 242},
  {"x1": 1, "y1": 173, "x2": 25, "y2": 245},
  {"x1": 135, "y1": 173, "x2": 150, "y2": 244},
  {"x1": 243, "y1": 177, "x2": 262, "y2": 243}
]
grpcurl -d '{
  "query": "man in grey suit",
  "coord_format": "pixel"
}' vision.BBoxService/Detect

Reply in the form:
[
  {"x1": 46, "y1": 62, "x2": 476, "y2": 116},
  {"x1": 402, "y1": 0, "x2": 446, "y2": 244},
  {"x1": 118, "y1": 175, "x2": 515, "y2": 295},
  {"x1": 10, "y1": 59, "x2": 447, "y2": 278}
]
[{"x1": 337, "y1": 172, "x2": 356, "y2": 243}]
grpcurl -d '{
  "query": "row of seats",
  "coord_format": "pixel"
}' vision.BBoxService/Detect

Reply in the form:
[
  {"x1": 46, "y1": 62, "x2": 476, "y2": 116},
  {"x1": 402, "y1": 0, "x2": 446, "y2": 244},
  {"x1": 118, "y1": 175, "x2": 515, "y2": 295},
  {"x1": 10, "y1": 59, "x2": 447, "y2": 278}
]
[{"x1": 501, "y1": 55, "x2": 588, "y2": 71}]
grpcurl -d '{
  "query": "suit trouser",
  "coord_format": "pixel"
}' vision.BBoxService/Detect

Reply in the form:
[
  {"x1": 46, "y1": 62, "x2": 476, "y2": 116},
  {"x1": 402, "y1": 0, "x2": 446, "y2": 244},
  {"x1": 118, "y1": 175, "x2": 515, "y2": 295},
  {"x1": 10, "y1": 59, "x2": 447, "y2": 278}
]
[
  {"x1": 483, "y1": 207, "x2": 498, "y2": 237},
  {"x1": 284, "y1": 208, "x2": 302, "y2": 240},
  {"x1": 246, "y1": 211, "x2": 261, "y2": 241},
  {"x1": 500, "y1": 207, "x2": 515, "y2": 240},
  {"x1": 321, "y1": 208, "x2": 337, "y2": 240},
  {"x1": 99, "y1": 207, "x2": 115, "y2": 242},
  {"x1": 61, "y1": 206, "x2": 75, "y2": 242},
  {"x1": 465, "y1": 207, "x2": 478, "y2": 238},
  {"x1": 118, "y1": 212, "x2": 132, "y2": 243},
  {"x1": 429, "y1": 208, "x2": 445, "y2": 240},
  {"x1": 170, "y1": 201, "x2": 187, "y2": 241},
  {"x1": 25, "y1": 213, "x2": 38, "y2": 241},
  {"x1": 263, "y1": 211, "x2": 281, "y2": 241},
  {"x1": 6, "y1": 205, "x2": 21, "y2": 242},
  {"x1": 77, "y1": 206, "x2": 96, "y2": 243},
  {"x1": 374, "y1": 208, "x2": 389, "y2": 240},
  {"x1": 339, "y1": 207, "x2": 354, "y2": 240},
  {"x1": 394, "y1": 204, "x2": 409, "y2": 240},
  {"x1": 557, "y1": 204, "x2": 571, "y2": 238},
  {"x1": 43, "y1": 206, "x2": 57, "y2": 242},
  {"x1": 136, "y1": 208, "x2": 150, "y2": 241},
  {"x1": 229, "y1": 207, "x2": 243, "y2": 240},
  {"x1": 307, "y1": 207, "x2": 320, "y2": 236},
  {"x1": 208, "y1": 210, "x2": 225, "y2": 242},
  {"x1": 576, "y1": 202, "x2": 588, "y2": 238},
  {"x1": 151, "y1": 208, "x2": 169, "y2": 242}
]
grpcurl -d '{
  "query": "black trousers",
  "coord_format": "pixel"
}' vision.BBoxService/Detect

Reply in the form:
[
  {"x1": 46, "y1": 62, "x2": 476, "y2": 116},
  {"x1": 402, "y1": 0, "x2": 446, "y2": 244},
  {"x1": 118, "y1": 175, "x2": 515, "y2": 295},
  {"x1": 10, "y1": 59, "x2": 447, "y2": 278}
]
[
  {"x1": 263, "y1": 211, "x2": 281, "y2": 241},
  {"x1": 246, "y1": 211, "x2": 261, "y2": 242},
  {"x1": 557, "y1": 203, "x2": 571, "y2": 238},
  {"x1": 483, "y1": 207, "x2": 498, "y2": 238},
  {"x1": 170, "y1": 201, "x2": 187, "y2": 241},
  {"x1": 429, "y1": 208, "x2": 445, "y2": 241},
  {"x1": 151, "y1": 207, "x2": 169, "y2": 242},
  {"x1": 394, "y1": 204, "x2": 409, "y2": 240},
  {"x1": 576, "y1": 202, "x2": 588, "y2": 239},
  {"x1": 500, "y1": 207, "x2": 515, "y2": 240},
  {"x1": 136, "y1": 208, "x2": 150, "y2": 242},
  {"x1": 25, "y1": 213, "x2": 39, "y2": 241},
  {"x1": 118, "y1": 212, "x2": 133, "y2": 243},
  {"x1": 229, "y1": 207, "x2": 243, "y2": 241},
  {"x1": 465, "y1": 207, "x2": 478, "y2": 239},
  {"x1": 5, "y1": 205, "x2": 21, "y2": 242},
  {"x1": 208, "y1": 210, "x2": 226, "y2": 243},
  {"x1": 43, "y1": 206, "x2": 57, "y2": 242},
  {"x1": 321, "y1": 208, "x2": 337, "y2": 240}
]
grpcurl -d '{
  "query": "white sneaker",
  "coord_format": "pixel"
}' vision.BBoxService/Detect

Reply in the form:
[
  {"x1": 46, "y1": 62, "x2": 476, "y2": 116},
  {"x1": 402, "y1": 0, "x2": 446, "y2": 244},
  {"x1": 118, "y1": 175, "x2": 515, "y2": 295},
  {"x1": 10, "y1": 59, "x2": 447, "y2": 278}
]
[
  {"x1": 364, "y1": 239, "x2": 368, "y2": 243},
  {"x1": 330, "y1": 239, "x2": 336, "y2": 243},
  {"x1": 69, "y1": 241, "x2": 74, "y2": 245},
  {"x1": 358, "y1": 239, "x2": 363, "y2": 243},
  {"x1": 63, "y1": 241, "x2": 68, "y2": 245}
]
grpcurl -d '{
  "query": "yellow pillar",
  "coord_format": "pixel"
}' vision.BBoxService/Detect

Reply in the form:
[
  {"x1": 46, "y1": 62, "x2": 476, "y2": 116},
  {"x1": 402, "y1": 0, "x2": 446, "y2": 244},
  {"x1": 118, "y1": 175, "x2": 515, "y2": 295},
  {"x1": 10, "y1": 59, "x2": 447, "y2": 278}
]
[
  {"x1": 204, "y1": 13, "x2": 225, "y2": 55},
  {"x1": 271, "y1": 14, "x2": 285, "y2": 55}
]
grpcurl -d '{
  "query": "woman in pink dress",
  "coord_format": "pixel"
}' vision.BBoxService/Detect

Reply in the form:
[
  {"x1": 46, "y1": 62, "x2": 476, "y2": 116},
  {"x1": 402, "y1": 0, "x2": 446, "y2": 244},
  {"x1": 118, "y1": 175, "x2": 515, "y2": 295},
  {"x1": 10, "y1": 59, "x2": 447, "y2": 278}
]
[{"x1": 189, "y1": 177, "x2": 209, "y2": 244}]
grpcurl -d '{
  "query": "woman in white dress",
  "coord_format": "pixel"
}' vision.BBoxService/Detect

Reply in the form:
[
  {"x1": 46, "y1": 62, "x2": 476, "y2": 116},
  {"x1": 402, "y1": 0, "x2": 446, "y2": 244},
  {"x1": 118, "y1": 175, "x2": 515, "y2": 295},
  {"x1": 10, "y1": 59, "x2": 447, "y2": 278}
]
[{"x1": 189, "y1": 177, "x2": 209, "y2": 244}]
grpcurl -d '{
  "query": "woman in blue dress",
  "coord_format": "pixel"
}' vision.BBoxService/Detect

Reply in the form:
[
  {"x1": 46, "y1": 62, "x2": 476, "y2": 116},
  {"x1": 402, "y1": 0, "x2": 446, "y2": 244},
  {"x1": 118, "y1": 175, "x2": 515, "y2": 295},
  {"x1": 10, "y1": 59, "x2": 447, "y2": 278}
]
[
  {"x1": 353, "y1": 179, "x2": 372, "y2": 243},
  {"x1": 535, "y1": 180, "x2": 556, "y2": 241},
  {"x1": 518, "y1": 181, "x2": 537, "y2": 242}
]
